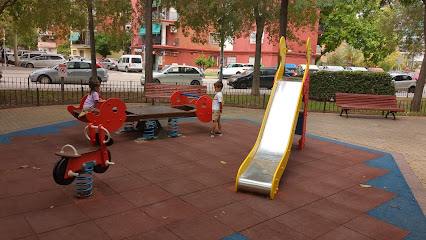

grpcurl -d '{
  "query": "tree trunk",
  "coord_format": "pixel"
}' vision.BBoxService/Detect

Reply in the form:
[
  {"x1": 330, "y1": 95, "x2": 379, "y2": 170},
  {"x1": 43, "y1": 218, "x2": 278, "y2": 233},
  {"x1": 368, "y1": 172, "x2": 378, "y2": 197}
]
[
  {"x1": 87, "y1": 0, "x2": 97, "y2": 83},
  {"x1": 277, "y1": 0, "x2": 289, "y2": 66},
  {"x1": 252, "y1": 6, "x2": 265, "y2": 96},
  {"x1": 13, "y1": 31, "x2": 18, "y2": 66},
  {"x1": 145, "y1": 0, "x2": 153, "y2": 83},
  {"x1": 410, "y1": 3, "x2": 426, "y2": 112},
  {"x1": 219, "y1": 34, "x2": 224, "y2": 81}
]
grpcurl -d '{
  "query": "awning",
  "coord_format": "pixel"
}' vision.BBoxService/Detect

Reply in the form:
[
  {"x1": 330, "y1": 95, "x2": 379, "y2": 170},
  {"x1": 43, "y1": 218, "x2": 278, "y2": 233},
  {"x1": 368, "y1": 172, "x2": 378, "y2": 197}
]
[
  {"x1": 139, "y1": 23, "x2": 161, "y2": 35},
  {"x1": 69, "y1": 32, "x2": 80, "y2": 41}
]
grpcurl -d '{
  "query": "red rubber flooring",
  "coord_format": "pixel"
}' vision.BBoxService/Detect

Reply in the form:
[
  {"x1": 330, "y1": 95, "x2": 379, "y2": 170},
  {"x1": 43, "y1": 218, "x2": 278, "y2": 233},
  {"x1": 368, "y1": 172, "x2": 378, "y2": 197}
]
[{"x1": 0, "y1": 119, "x2": 410, "y2": 240}]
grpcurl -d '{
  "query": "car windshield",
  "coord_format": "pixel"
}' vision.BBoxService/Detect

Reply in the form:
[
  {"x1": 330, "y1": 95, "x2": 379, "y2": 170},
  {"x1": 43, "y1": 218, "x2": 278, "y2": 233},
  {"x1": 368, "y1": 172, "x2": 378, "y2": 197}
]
[{"x1": 158, "y1": 67, "x2": 170, "y2": 73}]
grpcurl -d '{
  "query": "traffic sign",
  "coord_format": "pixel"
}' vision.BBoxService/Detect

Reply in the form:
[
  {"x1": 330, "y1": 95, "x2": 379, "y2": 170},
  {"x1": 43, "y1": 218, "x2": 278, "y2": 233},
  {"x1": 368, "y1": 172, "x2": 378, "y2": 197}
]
[
  {"x1": 405, "y1": 66, "x2": 410, "y2": 71},
  {"x1": 58, "y1": 64, "x2": 67, "y2": 77}
]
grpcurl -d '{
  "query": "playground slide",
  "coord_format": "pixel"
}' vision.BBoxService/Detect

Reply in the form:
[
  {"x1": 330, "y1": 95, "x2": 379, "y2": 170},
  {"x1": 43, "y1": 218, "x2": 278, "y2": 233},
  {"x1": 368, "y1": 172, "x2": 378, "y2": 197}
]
[{"x1": 235, "y1": 37, "x2": 310, "y2": 199}]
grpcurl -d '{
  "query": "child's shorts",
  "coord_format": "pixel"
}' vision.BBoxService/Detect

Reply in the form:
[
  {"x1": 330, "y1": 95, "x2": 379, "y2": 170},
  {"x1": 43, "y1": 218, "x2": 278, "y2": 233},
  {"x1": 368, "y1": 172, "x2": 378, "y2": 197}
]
[{"x1": 212, "y1": 110, "x2": 221, "y2": 122}]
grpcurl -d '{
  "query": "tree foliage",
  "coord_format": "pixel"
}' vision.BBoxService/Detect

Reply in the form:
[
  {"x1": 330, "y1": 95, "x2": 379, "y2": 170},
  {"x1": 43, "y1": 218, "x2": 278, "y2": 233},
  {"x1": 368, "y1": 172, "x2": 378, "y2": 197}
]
[
  {"x1": 194, "y1": 53, "x2": 216, "y2": 71},
  {"x1": 318, "y1": 0, "x2": 396, "y2": 65},
  {"x1": 95, "y1": 33, "x2": 112, "y2": 57},
  {"x1": 57, "y1": 42, "x2": 71, "y2": 56}
]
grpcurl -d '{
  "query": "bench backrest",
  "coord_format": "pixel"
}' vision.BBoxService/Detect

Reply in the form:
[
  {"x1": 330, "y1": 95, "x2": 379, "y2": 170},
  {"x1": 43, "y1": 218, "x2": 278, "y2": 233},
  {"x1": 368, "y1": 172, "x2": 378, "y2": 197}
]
[
  {"x1": 145, "y1": 83, "x2": 207, "y2": 99},
  {"x1": 335, "y1": 93, "x2": 398, "y2": 107}
]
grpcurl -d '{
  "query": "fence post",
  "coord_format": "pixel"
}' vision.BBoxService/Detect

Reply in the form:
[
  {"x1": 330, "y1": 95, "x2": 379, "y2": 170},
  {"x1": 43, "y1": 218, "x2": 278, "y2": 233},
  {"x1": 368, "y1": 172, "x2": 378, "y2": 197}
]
[
  {"x1": 36, "y1": 88, "x2": 40, "y2": 106},
  {"x1": 263, "y1": 93, "x2": 266, "y2": 108},
  {"x1": 81, "y1": 86, "x2": 84, "y2": 98},
  {"x1": 323, "y1": 98, "x2": 327, "y2": 113},
  {"x1": 27, "y1": 77, "x2": 30, "y2": 89}
]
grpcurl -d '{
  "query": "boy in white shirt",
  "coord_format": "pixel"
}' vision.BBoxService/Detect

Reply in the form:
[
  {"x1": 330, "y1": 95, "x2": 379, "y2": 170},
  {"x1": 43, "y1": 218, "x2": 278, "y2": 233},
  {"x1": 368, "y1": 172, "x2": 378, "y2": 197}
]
[{"x1": 211, "y1": 81, "x2": 223, "y2": 137}]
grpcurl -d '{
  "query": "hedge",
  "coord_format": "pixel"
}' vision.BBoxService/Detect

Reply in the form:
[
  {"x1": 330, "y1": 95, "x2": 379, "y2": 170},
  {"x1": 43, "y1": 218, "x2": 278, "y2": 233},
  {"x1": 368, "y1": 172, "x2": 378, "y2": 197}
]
[{"x1": 309, "y1": 71, "x2": 395, "y2": 100}]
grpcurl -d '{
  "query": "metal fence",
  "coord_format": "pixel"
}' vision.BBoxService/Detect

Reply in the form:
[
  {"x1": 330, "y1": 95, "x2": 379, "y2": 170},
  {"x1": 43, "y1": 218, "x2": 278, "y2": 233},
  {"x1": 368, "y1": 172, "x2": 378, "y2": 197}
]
[{"x1": 1, "y1": 77, "x2": 426, "y2": 115}]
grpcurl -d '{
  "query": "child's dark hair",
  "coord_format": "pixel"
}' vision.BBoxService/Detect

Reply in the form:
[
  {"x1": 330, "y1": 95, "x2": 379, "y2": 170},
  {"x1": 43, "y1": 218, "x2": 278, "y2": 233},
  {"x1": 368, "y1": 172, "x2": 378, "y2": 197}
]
[
  {"x1": 214, "y1": 80, "x2": 223, "y2": 89},
  {"x1": 89, "y1": 80, "x2": 100, "y2": 93}
]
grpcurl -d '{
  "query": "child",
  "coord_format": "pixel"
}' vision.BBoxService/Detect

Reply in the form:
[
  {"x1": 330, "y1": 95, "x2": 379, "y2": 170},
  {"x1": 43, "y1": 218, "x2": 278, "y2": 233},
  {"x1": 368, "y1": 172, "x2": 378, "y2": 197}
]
[
  {"x1": 211, "y1": 80, "x2": 223, "y2": 137},
  {"x1": 78, "y1": 81, "x2": 104, "y2": 118}
]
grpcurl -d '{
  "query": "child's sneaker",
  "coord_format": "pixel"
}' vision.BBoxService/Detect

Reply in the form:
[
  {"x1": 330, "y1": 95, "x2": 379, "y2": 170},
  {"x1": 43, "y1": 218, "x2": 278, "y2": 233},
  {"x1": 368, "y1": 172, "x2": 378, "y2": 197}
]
[
  {"x1": 215, "y1": 132, "x2": 222, "y2": 136},
  {"x1": 210, "y1": 133, "x2": 215, "y2": 138}
]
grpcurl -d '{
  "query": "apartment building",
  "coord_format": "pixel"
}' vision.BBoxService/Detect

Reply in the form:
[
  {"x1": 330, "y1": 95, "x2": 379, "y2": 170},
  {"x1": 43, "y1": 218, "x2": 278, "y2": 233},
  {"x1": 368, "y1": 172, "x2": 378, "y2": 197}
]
[{"x1": 131, "y1": 1, "x2": 321, "y2": 70}]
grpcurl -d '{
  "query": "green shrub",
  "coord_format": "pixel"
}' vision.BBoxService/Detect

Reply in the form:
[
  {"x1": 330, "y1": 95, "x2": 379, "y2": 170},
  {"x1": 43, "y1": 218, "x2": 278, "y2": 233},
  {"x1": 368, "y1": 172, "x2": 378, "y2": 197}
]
[{"x1": 309, "y1": 71, "x2": 395, "y2": 100}]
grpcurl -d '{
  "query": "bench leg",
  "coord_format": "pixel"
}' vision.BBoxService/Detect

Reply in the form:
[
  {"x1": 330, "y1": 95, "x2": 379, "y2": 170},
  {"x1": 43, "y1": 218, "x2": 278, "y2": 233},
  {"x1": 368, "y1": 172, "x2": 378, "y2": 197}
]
[
  {"x1": 382, "y1": 111, "x2": 385, "y2": 115},
  {"x1": 340, "y1": 109, "x2": 348, "y2": 118},
  {"x1": 340, "y1": 109, "x2": 344, "y2": 116},
  {"x1": 385, "y1": 111, "x2": 396, "y2": 120}
]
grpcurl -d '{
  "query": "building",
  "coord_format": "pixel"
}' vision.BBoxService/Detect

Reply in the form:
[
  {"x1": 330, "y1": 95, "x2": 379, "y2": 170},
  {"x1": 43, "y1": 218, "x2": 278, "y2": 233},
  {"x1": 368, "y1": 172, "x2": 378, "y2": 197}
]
[{"x1": 130, "y1": 2, "x2": 321, "y2": 70}]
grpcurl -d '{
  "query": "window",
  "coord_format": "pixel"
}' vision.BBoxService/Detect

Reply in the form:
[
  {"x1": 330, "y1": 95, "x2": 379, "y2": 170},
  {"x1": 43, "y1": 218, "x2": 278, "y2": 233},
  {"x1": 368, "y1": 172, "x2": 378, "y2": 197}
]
[
  {"x1": 66, "y1": 62, "x2": 76, "y2": 69},
  {"x1": 49, "y1": 56, "x2": 63, "y2": 60},
  {"x1": 124, "y1": 58, "x2": 129, "y2": 63},
  {"x1": 167, "y1": 67, "x2": 179, "y2": 73},
  {"x1": 184, "y1": 67, "x2": 198, "y2": 74},
  {"x1": 209, "y1": 32, "x2": 220, "y2": 44},
  {"x1": 78, "y1": 62, "x2": 91, "y2": 69},
  {"x1": 249, "y1": 57, "x2": 262, "y2": 65},
  {"x1": 73, "y1": 50, "x2": 77, "y2": 55},
  {"x1": 131, "y1": 58, "x2": 141, "y2": 63},
  {"x1": 227, "y1": 56, "x2": 236, "y2": 65},
  {"x1": 250, "y1": 31, "x2": 264, "y2": 44}
]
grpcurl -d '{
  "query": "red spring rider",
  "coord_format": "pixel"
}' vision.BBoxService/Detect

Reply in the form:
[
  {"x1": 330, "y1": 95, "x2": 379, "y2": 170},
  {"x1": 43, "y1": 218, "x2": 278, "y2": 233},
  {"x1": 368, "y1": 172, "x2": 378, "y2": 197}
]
[{"x1": 53, "y1": 98, "x2": 127, "y2": 198}]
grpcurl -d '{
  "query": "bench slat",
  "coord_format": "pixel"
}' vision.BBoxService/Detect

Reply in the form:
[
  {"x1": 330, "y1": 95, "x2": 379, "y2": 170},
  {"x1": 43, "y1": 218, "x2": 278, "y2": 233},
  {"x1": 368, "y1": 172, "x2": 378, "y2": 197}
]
[{"x1": 335, "y1": 93, "x2": 405, "y2": 118}]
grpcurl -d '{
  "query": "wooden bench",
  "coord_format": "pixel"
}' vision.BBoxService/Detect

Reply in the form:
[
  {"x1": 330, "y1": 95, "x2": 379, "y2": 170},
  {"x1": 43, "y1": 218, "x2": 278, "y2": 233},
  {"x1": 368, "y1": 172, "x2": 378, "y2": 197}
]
[
  {"x1": 335, "y1": 93, "x2": 405, "y2": 120},
  {"x1": 144, "y1": 83, "x2": 207, "y2": 104}
]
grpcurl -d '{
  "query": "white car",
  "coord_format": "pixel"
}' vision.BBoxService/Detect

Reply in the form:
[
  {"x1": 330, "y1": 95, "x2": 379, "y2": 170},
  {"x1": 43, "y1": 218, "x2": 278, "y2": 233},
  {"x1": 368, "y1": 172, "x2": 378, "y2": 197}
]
[
  {"x1": 140, "y1": 65, "x2": 203, "y2": 85},
  {"x1": 321, "y1": 65, "x2": 345, "y2": 72},
  {"x1": 25, "y1": 54, "x2": 66, "y2": 68},
  {"x1": 116, "y1": 55, "x2": 143, "y2": 72},
  {"x1": 218, "y1": 63, "x2": 253, "y2": 78},
  {"x1": 390, "y1": 73, "x2": 417, "y2": 93},
  {"x1": 345, "y1": 67, "x2": 368, "y2": 72}
]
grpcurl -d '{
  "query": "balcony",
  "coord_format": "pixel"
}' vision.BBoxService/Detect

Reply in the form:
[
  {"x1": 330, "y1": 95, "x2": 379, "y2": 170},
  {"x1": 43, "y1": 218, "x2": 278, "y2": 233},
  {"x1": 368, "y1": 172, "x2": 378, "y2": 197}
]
[{"x1": 38, "y1": 42, "x2": 57, "y2": 49}]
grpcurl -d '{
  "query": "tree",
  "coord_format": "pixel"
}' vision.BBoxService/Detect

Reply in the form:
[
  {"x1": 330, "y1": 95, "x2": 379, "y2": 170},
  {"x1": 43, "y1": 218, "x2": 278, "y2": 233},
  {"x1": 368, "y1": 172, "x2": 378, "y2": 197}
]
[
  {"x1": 95, "y1": 33, "x2": 112, "y2": 57},
  {"x1": 0, "y1": 0, "x2": 17, "y2": 15},
  {"x1": 318, "y1": 0, "x2": 397, "y2": 65},
  {"x1": 163, "y1": 0, "x2": 244, "y2": 81},
  {"x1": 194, "y1": 53, "x2": 216, "y2": 71},
  {"x1": 397, "y1": 0, "x2": 426, "y2": 111},
  {"x1": 57, "y1": 42, "x2": 71, "y2": 56}
]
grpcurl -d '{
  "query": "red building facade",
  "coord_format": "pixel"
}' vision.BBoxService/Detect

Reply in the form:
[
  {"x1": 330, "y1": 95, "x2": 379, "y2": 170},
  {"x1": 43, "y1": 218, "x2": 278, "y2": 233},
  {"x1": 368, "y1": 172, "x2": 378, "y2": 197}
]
[{"x1": 130, "y1": 1, "x2": 321, "y2": 70}]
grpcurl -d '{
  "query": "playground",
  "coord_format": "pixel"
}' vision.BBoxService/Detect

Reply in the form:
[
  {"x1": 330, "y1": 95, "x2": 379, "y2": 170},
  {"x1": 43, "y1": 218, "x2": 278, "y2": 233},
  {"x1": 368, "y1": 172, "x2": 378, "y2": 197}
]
[{"x1": 0, "y1": 37, "x2": 425, "y2": 239}]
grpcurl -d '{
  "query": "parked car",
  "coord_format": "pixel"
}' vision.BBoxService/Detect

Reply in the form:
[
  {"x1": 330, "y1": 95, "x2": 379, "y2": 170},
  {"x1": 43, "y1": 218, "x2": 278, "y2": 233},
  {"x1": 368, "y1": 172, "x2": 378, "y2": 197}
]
[
  {"x1": 100, "y1": 58, "x2": 118, "y2": 70},
  {"x1": 140, "y1": 65, "x2": 203, "y2": 85},
  {"x1": 321, "y1": 65, "x2": 345, "y2": 72},
  {"x1": 390, "y1": 73, "x2": 417, "y2": 93},
  {"x1": 29, "y1": 61, "x2": 108, "y2": 84},
  {"x1": 407, "y1": 72, "x2": 419, "y2": 80},
  {"x1": 25, "y1": 54, "x2": 66, "y2": 68},
  {"x1": 297, "y1": 64, "x2": 320, "y2": 75},
  {"x1": 285, "y1": 63, "x2": 297, "y2": 75},
  {"x1": 367, "y1": 67, "x2": 384, "y2": 72},
  {"x1": 345, "y1": 67, "x2": 368, "y2": 72},
  {"x1": 227, "y1": 67, "x2": 288, "y2": 89},
  {"x1": 68, "y1": 55, "x2": 82, "y2": 61},
  {"x1": 20, "y1": 52, "x2": 46, "y2": 67},
  {"x1": 218, "y1": 63, "x2": 254, "y2": 78},
  {"x1": 116, "y1": 54, "x2": 143, "y2": 72}
]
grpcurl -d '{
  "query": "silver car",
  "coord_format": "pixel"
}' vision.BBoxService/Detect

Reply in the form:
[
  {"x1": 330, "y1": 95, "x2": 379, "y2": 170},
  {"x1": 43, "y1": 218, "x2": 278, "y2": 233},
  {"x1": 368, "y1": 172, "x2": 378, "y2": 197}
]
[
  {"x1": 100, "y1": 58, "x2": 118, "y2": 70},
  {"x1": 29, "y1": 61, "x2": 108, "y2": 84},
  {"x1": 25, "y1": 54, "x2": 66, "y2": 68},
  {"x1": 140, "y1": 65, "x2": 203, "y2": 85},
  {"x1": 390, "y1": 73, "x2": 417, "y2": 93}
]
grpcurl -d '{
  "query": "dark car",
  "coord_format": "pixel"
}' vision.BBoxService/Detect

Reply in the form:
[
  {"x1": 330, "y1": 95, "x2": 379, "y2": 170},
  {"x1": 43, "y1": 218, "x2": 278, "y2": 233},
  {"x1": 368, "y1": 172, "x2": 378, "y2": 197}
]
[{"x1": 227, "y1": 67, "x2": 293, "y2": 89}]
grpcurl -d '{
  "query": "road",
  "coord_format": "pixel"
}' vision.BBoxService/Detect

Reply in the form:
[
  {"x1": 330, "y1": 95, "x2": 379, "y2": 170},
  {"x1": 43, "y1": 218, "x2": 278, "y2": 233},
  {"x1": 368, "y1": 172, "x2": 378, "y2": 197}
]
[
  {"x1": 0, "y1": 66, "x2": 274, "y2": 95},
  {"x1": 1, "y1": 65, "x2": 421, "y2": 97}
]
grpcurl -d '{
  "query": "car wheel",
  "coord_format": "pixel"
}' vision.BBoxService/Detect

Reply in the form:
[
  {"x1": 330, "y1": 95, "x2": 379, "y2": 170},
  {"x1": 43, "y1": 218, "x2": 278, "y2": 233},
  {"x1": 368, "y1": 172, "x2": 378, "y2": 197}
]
[
  {"x1": 38, "y1": 75, "x2": 52, "y2": 84},
  {"x1": 154, "y1": 79, "x2": 160, "y2": 84},
  {"x1": 239, "y1": 82, "x2": 248, "y2": 89},
  {"x1": 26, "y1": 63, "x2": 34, "y2": 68},
  {"x1": 125, "y1": 67, "x2": 129, "y2": 73},
  {"x1": 409, "y1": 86, "x2": 415, "y2": 93},
  {"x1": 190, "y1": 80, "x2": 200, "y2": 85}
]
